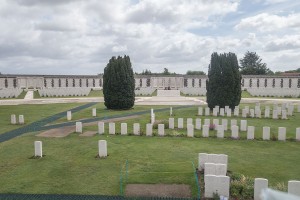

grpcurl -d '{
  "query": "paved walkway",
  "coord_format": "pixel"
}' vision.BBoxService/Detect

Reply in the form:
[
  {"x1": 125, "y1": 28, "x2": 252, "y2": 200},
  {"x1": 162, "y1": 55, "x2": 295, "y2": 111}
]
[{"x1": 24, "y1": 90, "x2": 34, "y2": 100}]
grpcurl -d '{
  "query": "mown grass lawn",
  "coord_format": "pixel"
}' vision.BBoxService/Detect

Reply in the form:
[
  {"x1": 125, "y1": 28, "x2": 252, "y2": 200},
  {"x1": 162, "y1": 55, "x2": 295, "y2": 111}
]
[{"x1": 0, "y1": 102, "x2": 299, "y2": 197}]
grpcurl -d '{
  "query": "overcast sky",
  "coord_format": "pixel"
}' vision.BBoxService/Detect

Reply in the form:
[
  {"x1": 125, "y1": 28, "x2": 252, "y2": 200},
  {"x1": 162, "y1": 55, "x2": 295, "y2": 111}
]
[{"x1": 0, "y1": 0, "x2": 299, "y2": 75}]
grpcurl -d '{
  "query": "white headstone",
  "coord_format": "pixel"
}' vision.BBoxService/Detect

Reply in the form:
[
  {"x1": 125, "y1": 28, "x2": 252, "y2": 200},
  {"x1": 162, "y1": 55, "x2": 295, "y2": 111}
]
[
  {"x1": 217, "y1": 125, "x2": 224, "y2": 138},
  {"x1": 227, "y1": 110, "x2": 232, "y2": 117},
  {"x1": 170, "y1": 107, "x2": 173, "y2": 116},
  {"x1": 187, "y1": 124, "x2": 194, "y2": 137},
  {"x1": 121, "y1": 123, "x2": 127, "y2": 135},
  {"x1": 288, "y1": 105, "x2": 294, "y2": 116},
  {"x1": 263, "y1": 126, "x2": 270, "y2": 140},
  {"x1": 67, "y1": 111, "x2": 72, "y2": 121},
  {"x1": 158, "y1": 124, "x2": 164, "y2": 136},
  {"x1": 230, "y1": 119, "x2": 237, "y2": 128},
  {"x1": 277, "y1": 107, "x2": 282, "y2": 115},
  {"x1": 146, "y1": 123, "x2": 152, "y2": 136},
  {"x1": 213, "y1": 119, "x2": 219, "y2": 130},
  {"x1": 198, "y1": 107, "x2": 203, "y2": 116},
  {"x1": 254, "y1": 178, "x2": 268, "y2": 200},
  {"x1": 225, "y1": 106, "x2": 230, "y2": 113},
  {"x1": 187, "y1": 118, "x2": 193, "y2": 125},
  {"x1": 234, "y1": 107, "x2": 239, "y2": 116},
  {"x1": 231, "y1": 125, "x2": 239, "y2": 139},
  {"x1": 256, "y1": 109, "x2": 261, "y2": 118},
  {"x1": 98, "y1": 140, "x2": 107, "y2": 157},
  {"x1": 19, "y1": 115, "x2": 24, "y2": 124},
  {"x1": 264, "y1": 108, "x2": 270, "y2": 118},
  {"x1": 281, "y1": 110, "x2": 287, "y2": 119},
  {"x1": 242, "y1": 109, "x2": 247, "y2": 118},
  {"x1": 98, "y1": 122, "x2": 104, "y2": 134},
  {"x1": 222, "y1": 119, "x2": 228, "y2": 131},
  {"x1": 151, "y1": 113, "x2": 155, "y2": 124},
  {"x1": 92, "y1": 108, "x2": 97, "y2": 117},
  {"x1": 250, "y1": 109, "x2": 255, "y2": 118},
  {"x1": 109, "y1": 122, "x2": 115, "y2": 135},
  {"x1": 205, "y1": 175, "x2": 216, "y2": 198},
  {"x1": 11, "y1": 114, "x2": 16, "y2": 125},
  {"x1": 133, "y1": 123, "x2": 140, "y2": 135},
  {"x1": 240, "y1": 120, "x2": 247, "y2": 131},
  {"x1": 278, "y1": 127, "x2": 286, "y2": 141},
  {"x1": 272, "y1": 110, "x2": 278, "y2": 119},
  {"x1": 213, "y1": 108, "x2": 218, "y2": 116},
  {"x1": 202, "y1": 125, "x2": 209, "y2": 137},
  {"x1": 247, "y1": 126, "x2": 255, "y2": 140},
  {"x1": 198, "y1": 153, "x2": 208, "y2": 170},
  {"x1": 34, "y1": 141, "x2": 42, "y2": 157},
  {"x1": 76, "y1": 122, "x2": 82, "y2": 133},
  {"x1": 205, "y1": 107, "x2": 210, "y2": 116},
  {"x1": 245, "y1": 106, "x2": 249, "y2": 113},
  {"x1": 215, "y1": 176, "x2": 230, "y2": 198},
  {"x1": 288, "y1": 180, "x2": 300, "y2": 196},
  {"x1": 178, "y1": 118, "x2": 184, "y2": 129},
  {"x1": 296, "y1": 128, "x2": 300, "y2": 141},
  {"x1": 195, "y1": 118, "x2": 201, "y2": 130},
  {"x1": 169, "y1": 118, "x2": 174, "y2": 129},
  {"x1": 205, "y1": 163, "x2": 216, "y2": 175},
  {"x1": 219, "y1": 108, "x2": 225, "y2": 116},
  {"x1": 204, "y1": 119, "x2": 210, "y2": 126}
]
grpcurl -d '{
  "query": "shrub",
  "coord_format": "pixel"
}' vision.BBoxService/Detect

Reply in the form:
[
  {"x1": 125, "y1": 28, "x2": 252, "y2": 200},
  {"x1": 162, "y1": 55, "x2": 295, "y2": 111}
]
[{"x1": 230, "y1": 172, "x2": 254, "y2": 199}]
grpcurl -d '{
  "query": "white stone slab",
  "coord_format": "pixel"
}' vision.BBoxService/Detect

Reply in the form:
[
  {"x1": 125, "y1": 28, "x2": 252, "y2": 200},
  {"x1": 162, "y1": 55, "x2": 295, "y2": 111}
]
[
  {"x1": 213, "y1": 119, "x2": 219, "y2": 130},
  {"x1": 187, "y1": 124, "x2": 194, "y2": 137},
  {"x1": 19, "y1": 115, "x2": 24, "y2": 124},
  {"x1": 146, "y1": 123, "x2": 152, "y2": 136},
  {"x1": 242, "y1": 109, "x2": 247, "y2": 118},
  {"x1": 133, "y1": 123, "x2": 140, "y2": 135},
  {"x1": 215, "y1": 164, "x2": 227, "y2": 176},
  {"x1": 204, "y1": 119, "x2": 210, "y2": 126},
  {"x1": 264, "y1": 108, "x2": 270, "y2": 118},
  {"x1": 158, "y1": 124, "x2": 164, "y2": 136},
  {"x1": 170, "y1": 107, "x2": 173, "y2": 116},
  {"x1": 247, "y1": 126, "x2": 255, "y2": 140},
  {"x1": 227, "y1": 110, "x2": 232, "y2": 117},
  {"x1": 207, "y1": 154, "x2": 218, "y2": 164},
  {"x1": 218, "y1": 154, "x2": 228, "y2": 166},
  {"x1": 263, "y1": 126, "x2": 270, "y2": 140},
  {"x1": 222, "y1": 119, "x2": 228, "y2": 131},
  {"x1": 195, "y1": 118, "x2": 201, "y2": 130},
  {"x1": 213, "y1": 108, "x2": 218, "y2": 116},
  {"x1": 230, "y1": 119, "x2": 237, "y2": 128},
  {"x1": 11, "y1": 114, "x2": 16, "y2": 125},
  {"x1": 254, "y1": 178, "x2": 268, "y2": 200},
  {"x1": 67, "y1": 111, "x2": 72, "y2": 121},
  {"x1": 277, "y1": 107, "x2": 282, "y2": 115},
  {"x1": 109, "y1": 122, "x2": 115, "y2": 135},
  {"x1": 98, "y1": 122, "x2": 104, "y2": 134},
  {"x1": 282, "y1": 110, "x2": 287, "y2": 119},
  {"x1": 296, "y1": 128, "x2": 300, "y2": 141},
  {"x1": 205, "y1": 107, "x2": 210, "y2": 116},
  {"x1": 219, "y1": 108, "x2": 225, "y2": 116},
  {"x1": 205, "y1": 175, "x2": 216, "y2": 198},
  {"x1": 76, "y1": 122, "x2": 82, "y2": 133},
  {"x1": 151, "y1": 113, "x2": 155, "y2": 124},
  {"x1": 272, "y1": 110, "x2": 278, "y2": 119},
  {"x1": 202, "y1": 125, "x2": 209, "y2": 137},
  {"x1": 169, "y1": 118, "x2": 174, "y2": 129},
  {"x1": 288, "y1": 105, "x2": 294, "y2": 116},
  {"x1": 240, "y1": 120, "x2": 247, "y2": 131},
  {"x1": 198, "y1": 107, "x2": 203, "y2": 116},
  {"x1": 34, "y1": 141, "x2": 42, "y2": 157},
  {"x1": 256, "y1": 109, "x2": 261, "y2": 118},
  {"x1": 187, "y1": 118, "x2": 193, "y2": 125},
  {"x1": 288, "y1": 180, "x2": 300, "y2": 196},
  {"x1": 216, "y1": 176, "x2": 230, "y2": 198},
  {"x1": 121, "y1": 123, "x2": 127, "y2": 135},
  {"x1": 231, "y1": 125, "x2": 239, "y2": 139},
  {"x1": 217, "y1": 125, "x2": 224, "y2": 138},
  {"x1": 178, "y1": 118, "x2": 184, "y2": 129},
  {"x1": 278, "y1": 127, "x2": 286, "y2": 141},
  {"x1": 250, "y1": 109, "x2": 255, "y2": 118},
  {"x1": 245, "y1": 106, "x2": 249, "y2": 113},
  {"x1": 205, "y1": 163, "x2": 216, "y2": 175},
  {"x1": 98, "y1": 140, "x2": 107, "y2": 157},
  {"x1": 234, "y1": 108, "x2": 239, "y2": 116},
  {"x1": 198, "y1": 153, "x2": 208, "y2": 170},
  {"x1": 92, "y1": 108, "x2": 97, "y2": 117}
]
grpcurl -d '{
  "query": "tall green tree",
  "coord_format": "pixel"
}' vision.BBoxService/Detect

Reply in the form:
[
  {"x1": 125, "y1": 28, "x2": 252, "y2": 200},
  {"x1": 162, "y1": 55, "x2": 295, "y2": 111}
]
[
  {"x1": 207, "y1": 52, "x2": 241, "y2": 109},
  {"x1": 186, "y1": 70, "x2": 206, "y2": 75},
  {"x1": 240, "y1": 51, "x2": 272, "y2": 75},
  {"x1": 103, "y1": 55, "x2": 135, "y2": 109}
]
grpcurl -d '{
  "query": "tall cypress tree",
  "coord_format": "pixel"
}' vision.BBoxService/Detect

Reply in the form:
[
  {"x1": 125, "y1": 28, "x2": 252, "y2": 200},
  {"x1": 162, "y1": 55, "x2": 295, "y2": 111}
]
[
  {"x1": 103, "y1": 55, "x2": 135, "y2": 109},
  {"x1": 206, "y1": 52, "x2": 241, "y2": 109}
]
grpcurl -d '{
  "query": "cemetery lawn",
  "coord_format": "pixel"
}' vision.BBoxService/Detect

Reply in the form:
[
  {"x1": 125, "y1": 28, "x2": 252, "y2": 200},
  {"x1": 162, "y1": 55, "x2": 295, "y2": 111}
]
[{"x1": 0, "y1": 102, "x2": 300, "y2": 196}]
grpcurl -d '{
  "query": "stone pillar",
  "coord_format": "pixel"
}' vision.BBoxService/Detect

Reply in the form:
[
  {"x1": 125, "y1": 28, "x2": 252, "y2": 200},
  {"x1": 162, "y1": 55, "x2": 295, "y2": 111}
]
[
  {"x1": 198, "y1": 153, "x2": 208, "y2": 170},
  {"x1": 187, "y1": 124, "x2": 194, "y2": 137},
  {"x1": 67, "y1": 111, "x2": 72, "y2": 121},
  {"x1": 98, "y1": 140, "x2": 107, "y2": 157},
  {"x1": 222, "y1": 119, "x2": 228, "y2": 131},
  {"x1": 34, "y1": 141, "x2": 43, "y2": 157},
  {"x1": 296, "y1": 128, "x2": 300, "y2": 141},
  {"x1": 169, "y1": 118, "x2": 174, "y2": 129},
  {"x1": 121, "y1": 123, "x2": 127, "y2": 135},
  {"x1": 146, "y1": 123, "x2": 152, "y2": 136},
  {"x1": 288, "y1": 180, "x2": 300, "y2": 196},
  {"x1": 92, "y1": 108, "x2": 97, "y2": 117},
  {"x1": 195, "y1": 118, "x2": 201, "y2": 130},
  {"x1": 19, "y1": 115, "x2": 24, "y2": 124},
  {"x1": 278, "y1": 127, "x2": 286, "y2": 141},
  {"x1": 198, "y1": 107, "x2": 203, "y2": 116},
  {"x1": 217, "y1": 125, "x2": 224, "y2": 138},
  {"x1": 205, "y1": 107, "x2": 210, "y2": 116},
  {"x1": 263, "y1": 126, "x2": 270, "y2": 140},
  {"x1": 231, "y1": 125, "x2": 239, "y2": 139},
  {"x1": 272, "y1": 110, "x2": 278, "y2": 119},
  {"x1": 178, "y1": 118, "x2": 184, "y2": 129},
  {"x1": 98, "y1": 122, "x2": 104, "y2": 134},
  {"x1": 187, "y1": 118, "x2": 193, "y2": 125},
  {"x1": 254, "y1": 178, "x2": 268, "y2": 200},
  {"x1": 133, "y1": 123, "x2": 140, "y2": 135},
  {"x1": 76, "y1": 122, "x2": 82, "y2": 133},
  {"x1": 247, "y1": 126, "x2": 255, "y2": 140},
  {"x1": 109, "y1": 122, "x2": 115, "y2": 135},
  {"x1": 11, "y1": 114, "x2": 16, "y2": 125},
  {"x1": 240, "y1": 120, "x2": 247, "y2": 131},
  {"x1": 158, "y1": 124, "x2": 164, "y2": 136},
  {"x1": 202, "y1": 125, "x2": 209, "y2": 137},
  {"x1": 204, "y1": 119, "x2": 210, "y2": 126}
]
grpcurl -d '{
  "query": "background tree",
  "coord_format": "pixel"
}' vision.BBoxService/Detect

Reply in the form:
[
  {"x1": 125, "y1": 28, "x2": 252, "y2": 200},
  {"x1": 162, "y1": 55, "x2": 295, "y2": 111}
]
[
  {"x1": 240, "y1": 51, "x2": 273, "y2": 75},
  {"x1": 163, "y1": 68, "x2": 170, "y2": 75},
  {"x1": 207, "y1": 52, "x2": 241, "y2": 109},
  {"x1": 186, "y1": 70, "x2": 206, "y2": 75},
  {"x1": 103, "y1": 55, "x2": 135, "y2": 109}
]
